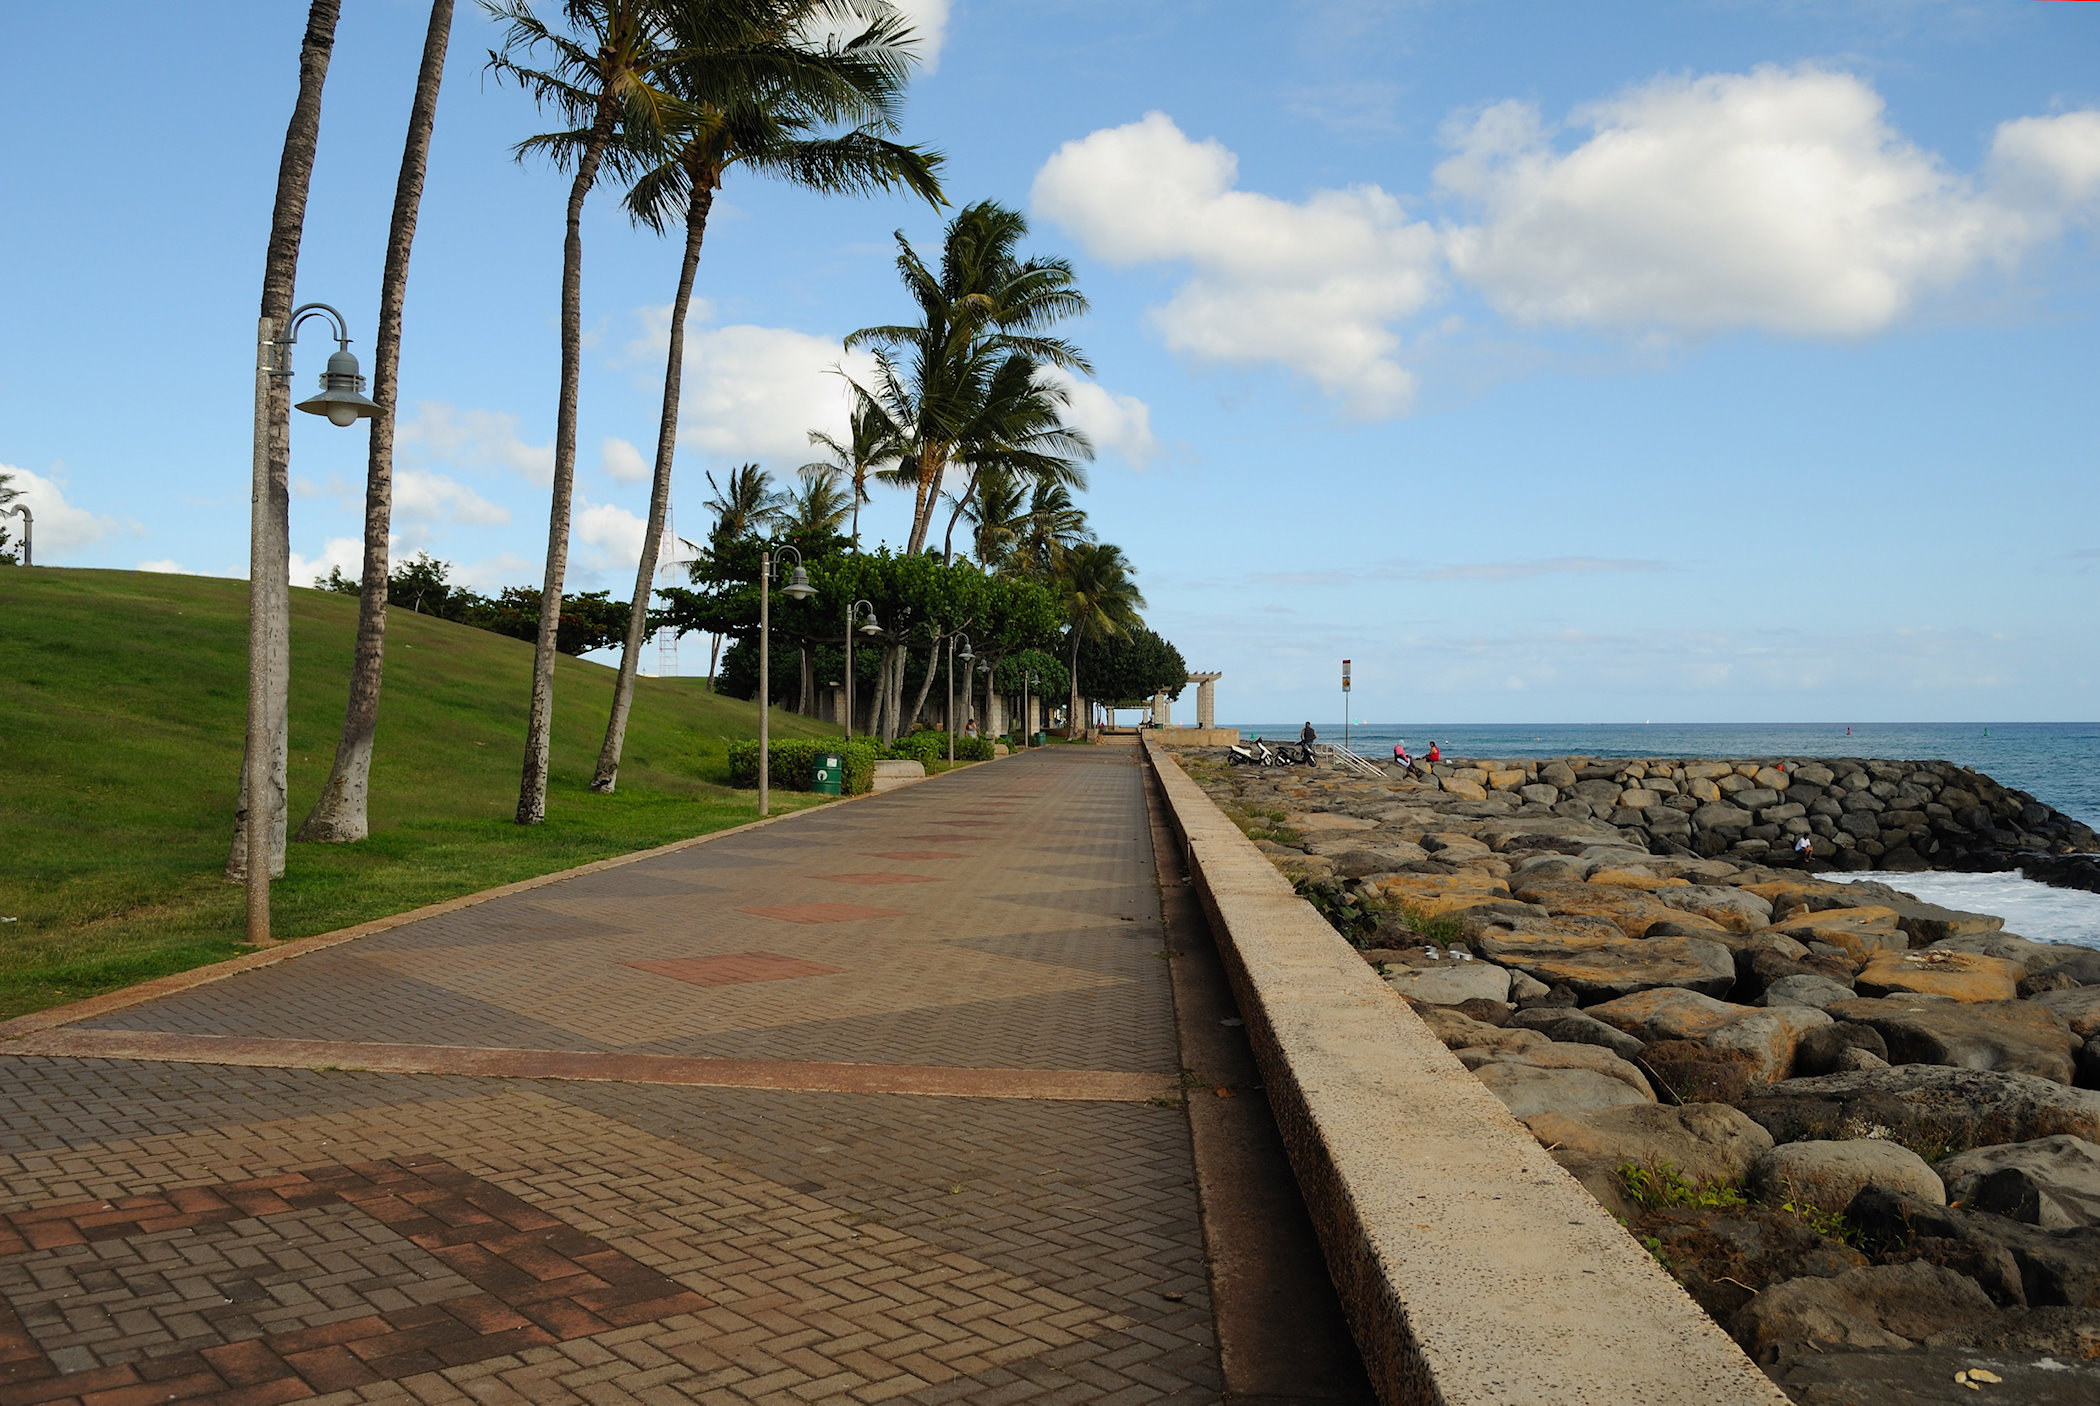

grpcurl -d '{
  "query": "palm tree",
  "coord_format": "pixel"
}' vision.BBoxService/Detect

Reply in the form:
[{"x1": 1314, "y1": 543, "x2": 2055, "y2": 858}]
[
  {"x1": 487, "y1": 0, "x2": 685, "y2": 825},
  {"x1": 300, "y1": 0, "x2": 456, "y2": 844},
  {"x1": 1054, "y1": 541, "x2": 1143, "y2": 739},
  {"x1": 845, "y1": 200, "x2": 1091, "y2": 556},
  {"x1": 958, "y1": 462, "x2": 1026, "y2": 570},
  {"x1": 702, "y1": 463, "x2": 784, "y2": 537},
  {"x1": 933, "y1": 358, "x2": 1091, "y2": 564},
  {"x1": 590, "y1": 0, "x2": 942, "y2": 794},
  {"x1": 1013, "y1": 480, "x2": 1093, "y2": 578},
  {"x1": 780, "y1": 465, "x2": 853, "y2": 539},
  {"x1": 803, "y1": 379, "x2": 901, "y2": 551},
  {"x1": 227, "y1": 0, "x2": 344, "y2": 885}
]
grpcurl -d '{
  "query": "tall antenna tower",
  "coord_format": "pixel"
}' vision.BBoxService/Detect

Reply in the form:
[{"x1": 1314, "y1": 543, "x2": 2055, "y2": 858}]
[{"x1": 653, "y1": 499, "x2": 695, "y2": 677}]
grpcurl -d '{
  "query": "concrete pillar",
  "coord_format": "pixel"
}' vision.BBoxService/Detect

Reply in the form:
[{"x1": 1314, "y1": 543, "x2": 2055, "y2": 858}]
[
  {"x1": 1188, "y1": 671, "x2": 1222, "y2": 729},
  {"x1": 1151, "y1": 690, "x2": 1171, "y2": 727}
]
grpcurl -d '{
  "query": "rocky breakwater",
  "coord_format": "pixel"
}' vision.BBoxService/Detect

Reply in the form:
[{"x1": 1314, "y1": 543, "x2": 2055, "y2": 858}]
[
  {"x1": 1380, "y1": 752, "x2": 2099, "y2": 878},
  {"x1": 1184, "y1": 750, "x2": 2100, "y2": 1401}
]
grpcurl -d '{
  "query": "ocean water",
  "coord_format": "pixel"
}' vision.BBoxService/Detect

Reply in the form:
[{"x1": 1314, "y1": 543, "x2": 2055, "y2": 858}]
[
  {"x1": 1241, "y1": 722, "x2": 2100, "y2": 830},
  {"x1": 1835, "y1": 871, "x2": 2100, "y2": 953}
]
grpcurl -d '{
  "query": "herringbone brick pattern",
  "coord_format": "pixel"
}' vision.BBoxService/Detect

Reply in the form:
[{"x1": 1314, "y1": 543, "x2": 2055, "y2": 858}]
[{"x1": 1, "y1": 749, "x2": 1219, "y2": 1401}]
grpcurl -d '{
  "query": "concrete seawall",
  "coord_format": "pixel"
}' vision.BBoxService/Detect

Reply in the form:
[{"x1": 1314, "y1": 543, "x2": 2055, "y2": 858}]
[{"x1": 1143, "y1": 736, "x2": 1789, "y2": 1406}]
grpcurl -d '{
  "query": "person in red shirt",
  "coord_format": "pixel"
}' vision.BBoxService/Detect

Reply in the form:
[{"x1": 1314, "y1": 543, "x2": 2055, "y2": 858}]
[{"x1": 1426, "y1": 741, "x2": 1441, "y2": 763}]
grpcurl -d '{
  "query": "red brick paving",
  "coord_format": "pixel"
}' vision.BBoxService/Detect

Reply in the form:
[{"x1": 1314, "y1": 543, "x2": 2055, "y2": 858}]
[
  {"x1": 817, "y1": 873, "x2": 947, "y2": 887},
  {"x1": 0, "y1": 749, "x2": 1223, "y2": 1402}
]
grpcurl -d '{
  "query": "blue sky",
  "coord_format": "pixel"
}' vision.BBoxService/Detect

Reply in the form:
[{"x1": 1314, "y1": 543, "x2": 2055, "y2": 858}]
[{"x1": 4, "y1": 0, "x2": 2098, "y2": 725}]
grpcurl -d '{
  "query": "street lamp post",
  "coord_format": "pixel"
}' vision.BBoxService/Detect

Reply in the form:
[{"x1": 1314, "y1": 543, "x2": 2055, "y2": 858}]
[
  {"x1": 947, "y1": 634, "x2": 974, "y2": 764},
  {"x1": 843, "y1": 597, "x2": 879, "y2": 740},
  {"x1": 3, "y1": 504, "x2": 27, "y2": 566},
  {"x1": 757, "y1": 545, "x2": 816, "y2": 817},
  {"x1": 245, "y1": 302, "x2": 380, "y2": 947}
]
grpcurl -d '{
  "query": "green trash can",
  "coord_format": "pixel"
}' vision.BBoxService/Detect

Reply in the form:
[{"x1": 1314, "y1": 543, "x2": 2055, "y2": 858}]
[
  {"x1": 1032, "y1": 731, "x2": 1047, "y2": 748},
  {"x1": 812, "y1": 752, "x2": 844, "y2": 796}
]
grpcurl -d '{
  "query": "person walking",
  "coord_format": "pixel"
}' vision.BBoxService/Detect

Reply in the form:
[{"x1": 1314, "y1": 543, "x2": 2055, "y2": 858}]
[{"x1": 1300, "y1": 720, "x2": 1317, "y2": 748}]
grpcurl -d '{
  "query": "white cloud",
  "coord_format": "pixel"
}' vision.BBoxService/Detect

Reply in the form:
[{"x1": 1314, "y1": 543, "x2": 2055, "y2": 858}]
[
  {"x1": 888, "y1": 0, "x2": 948, "y2": 74},
  {"x1": 627, "y1": 304, "x2": 878, "y2": 464},
  {"x1": 393, "y1": 468, "x2": 509, "y2": 527},
  {"x1": 601, "y1": 436, "x2": 650, "y2": 484},
  {"x1": 1036, "y1": 366, "x2": 1159, "y2": 468},
  {"x1": 574, "y1": 497, "x2": 648, "y2": 574},
  {"x1": 1031, "y1": 111, "x2": 1441, "y2": 415},
  {"x1": 290, "y1": 536, "x2": 366, "y2": 589},
  {"x1": 135, "y1": 559, "x2": 195, "y2": 574},
  {"x1": 1434, "y1": 67, "x2": 2090, "y2": 336},
  {"x1": 1, "y1": 463, "x2": 122, "y2": 558},
  {"x1": 395, "y1": 402, "x2": 553, "y2": 483},
  {"x1": 1987, "y1": 110, "x2": 2100, "y2": 227}
]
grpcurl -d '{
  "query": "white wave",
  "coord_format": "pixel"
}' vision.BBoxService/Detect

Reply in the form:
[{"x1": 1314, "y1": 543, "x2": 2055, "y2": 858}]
[{"x1": 1834, "y1": 871, "x2": 2100, "y2": 952}]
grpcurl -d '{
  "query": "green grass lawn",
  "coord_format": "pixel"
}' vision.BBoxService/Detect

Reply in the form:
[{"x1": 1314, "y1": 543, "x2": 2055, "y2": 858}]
[{"x1": 0, "y1": 567, "x2": 843, "y2": 1019}]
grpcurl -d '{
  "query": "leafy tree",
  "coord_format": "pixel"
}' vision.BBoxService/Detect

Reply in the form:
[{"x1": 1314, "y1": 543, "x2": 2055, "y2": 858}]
[
  {"x1": 845, "y1": 200, "x2": 1092, "y2": 555},
  {"x1": 318, "y1": 552, "x2": 475, "y2": 619},
  {"x1": 1077, "y1": 626, "x2": 1186, "y2": 709},
  {"x1": 591, "y1": 0, "x2": 942, "y2": 794},
  {"x1": 469, "y1": 586, "x2": 629, "y2": 655},
  {"x1": 1053, "y1": 540, "x2": 1144, "y2": 737},
  {"x1": 487, "y1": 0, "x2": 685, "y2": 824},
  {"x1": 301, "y1": 0, "x2": 457, "y2": 844}
]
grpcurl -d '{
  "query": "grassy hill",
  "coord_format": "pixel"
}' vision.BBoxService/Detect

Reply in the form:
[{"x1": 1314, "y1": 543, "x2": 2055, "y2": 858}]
[{"x1": 0, "y1": 567, "x2": 840, "y2": 1018}]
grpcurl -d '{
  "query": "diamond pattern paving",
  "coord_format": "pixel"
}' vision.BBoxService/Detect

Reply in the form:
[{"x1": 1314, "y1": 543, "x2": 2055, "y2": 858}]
[{"x1": 0, "y1": 748, "x2": 1223, "y2": 1401}]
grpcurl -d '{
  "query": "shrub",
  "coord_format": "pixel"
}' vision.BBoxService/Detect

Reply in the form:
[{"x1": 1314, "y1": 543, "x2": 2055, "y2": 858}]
[
  {"x1": 1617, "y1": 1161, "x2": 1747, "y2": 1213},
  {"x1": 955, "y1": 735, "x2": 995, "y2": 762},
  {"x1": 887, "y1": 730, "x2": 946, "y2": 765},
  {"x1": 726, "y1": 738, "x2": 880, "y2": 795}
]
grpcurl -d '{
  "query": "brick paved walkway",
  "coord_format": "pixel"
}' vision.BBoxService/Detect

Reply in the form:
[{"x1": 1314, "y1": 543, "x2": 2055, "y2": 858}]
[{"x1": 0, "y1": 748, "x2": 1225, "y2": 1404}]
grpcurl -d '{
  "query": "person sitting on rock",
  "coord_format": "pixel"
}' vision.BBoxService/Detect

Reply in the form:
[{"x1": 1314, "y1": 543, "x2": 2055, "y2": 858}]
[
  {"x1": 1794, "y1": 833, "x2": 1814, "y2": 862},
  {"x1": 1392, "y1": 741, "x2": 1419, "y2": 776},
  {"x1": 1427, "y1": 741, "x2": 1441, "y2": 764}
]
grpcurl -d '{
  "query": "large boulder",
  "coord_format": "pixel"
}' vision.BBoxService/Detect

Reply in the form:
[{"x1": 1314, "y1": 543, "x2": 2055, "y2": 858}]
[
  {"x1": 1928, "y1": 931, "x2": 2075, "y2": 973},
  {"x1": 1585, "y1": 988, "x2": 1756, "y2": 1042},
  {"x1": 1458, "y1": 1041, "x2": 1654, "y2": 1098},
  {"x1": 1937, "y1": 1136, "x2": 2100, "y2": 1229},
  {"x1": 1707, "y1": 1006, "x2": 1835, "y2": 1084},
  {"x1": 1473, "y1": 928, "x2": 1737, "y2": 1002},
  {"x1": 1631, "y1": 1203, "x2": 1864, "y2": 1323},
  {"x1": 1792, "y1": 1022, "x2": 1892, "y2": 1078},
  {"x1": 1758, "y1": 974, "x2": 1858, "y2": 1011},
  {"x1": 1370, "y1": 872, "x2": 1511, "y2": 917},
  {"x1": 1855, "y1": 949, "x2": 2023, "y2": 1003},
  {"x1": 1767, "y1": 1345, "x2": 2100, "y2": 1405},
  {"x1": 1740, "y1": 1065, "x2": 2100, "y2": 1155},
  {"x1": 1925, "y1": 1304, "x2": 2100, "y2": 1357},
  {"x1": 1824, "y1": 995, "x2": 2079, "y2": 1085},
  {"x1": 1847, "y1": 1184, "x2": 2100, "y2": 1310},
  {"x1": 1523, "y1": 1102, "x2": 1773, "y2": 1221},
  {"x1": 2028, "y1": 948, "x2": 2100, "y2": 987},
  {"x1": 1324, "y1": 844, "x2": 1432, "y2": 877},
  {"x1": 1878, "y1": 898, "x2": 2005, "y2": 946},
  {"x1": 1466, "y1": 1058, "x2": 1654, "y2": 1119},
  {"x1": 1731, "y1": 1262, "x2": 1997, "y2": 1362},
  {"x1": 1409, "y1": 1003, "x2": 1547, "y2": 1054},
  {"x1": 1748, "y1": 1138, "x2": 1946, "y2": 1215},
  {"x1": 1769, "y1": 906, "x2": 1906, "y2": 963},
  {"x1": 1384, "y1": 959, "x2": 1512, "y2": 1006},
  {"x1": 2033, "y1": 985, "x2": 2100, "y2": 1040},
  {"x1": 1655, "y1": 884, "x2": 1773, "y2": 932},
  {"x1": 1509, "y1": 879, "x2": 1727, "y2": 938},
  {"x1": 1507, "y1": 1006, "x2": 1644, "y2": 1060}
]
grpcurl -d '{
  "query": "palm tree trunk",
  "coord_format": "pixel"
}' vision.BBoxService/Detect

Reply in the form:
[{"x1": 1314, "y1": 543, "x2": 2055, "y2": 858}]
[
  {"x1": 1068, "y1": 632, "x2": 1083, "y2": 741},
  {"x1": 300, "y1": 0, "x2": 453, "y2": 842},
  {"x1": 798, "y1": 641, "x2": 813, "y2": 715},
  {"x1": 592, "y1": 176, "x2": 714, "y2": 793},
  {"x1": 228, "y1": 0, "x2": 341, "y2": 881},
  {"x1": 707, "y1": 631, "x2": 722, "y2": 691},
  {"x1": 517, "y1": 97, "x2": 618, "y2": 825},
  {"x1": 940, "y1": 468, "x2": 977, "y2": 566},
  {"x1": 904, "y1": 445, "x2": 943, "y2": 555}
]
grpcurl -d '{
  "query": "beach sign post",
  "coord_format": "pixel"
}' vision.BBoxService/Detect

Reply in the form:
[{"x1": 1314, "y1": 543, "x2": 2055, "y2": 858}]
[{"x1": 1342, "y1": 658, "x2": 1352, "y2": 755}]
